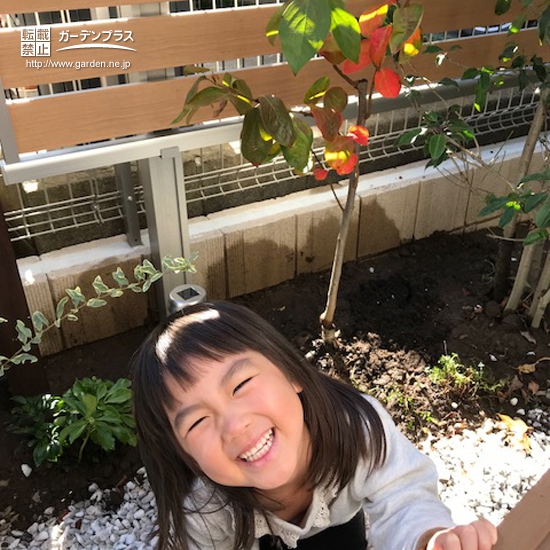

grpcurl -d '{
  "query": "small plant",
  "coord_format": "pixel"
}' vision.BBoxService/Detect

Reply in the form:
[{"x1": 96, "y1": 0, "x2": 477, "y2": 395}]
[
  {"x1": 10, "y1": 377, "x2": 136, "y2": 467},
  {"x1": 428, "y1": 353, "x2": 496, "y2": 396},
  {"x1": 58, "y1": 377, "x2": 136, "y2": 462},
  {"x1": 10, "y1": 394, "x2": 65, "y2": 467}
]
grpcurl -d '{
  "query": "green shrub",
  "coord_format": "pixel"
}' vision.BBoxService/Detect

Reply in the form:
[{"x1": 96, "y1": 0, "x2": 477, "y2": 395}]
[
  {"x1": 10, "y1": 394, "x2": 65, "y2": 467},
  {"x1": 10, "y1": 377, "x2": 136, "y2": 467},
  {"x1": 58, "y1": 377, "x2": 137, "y2": 462}
]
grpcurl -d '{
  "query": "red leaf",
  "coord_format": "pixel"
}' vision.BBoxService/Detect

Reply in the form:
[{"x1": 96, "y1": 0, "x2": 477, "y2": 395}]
[
  {"x1": 348, "y1": 125, "x2": 370, "y2": 146},
  {"x1": 359, "y1": 1, "x2": 396, "y2": 38},
  {"x1": 311, "y1": 106, "x2": 343, "y2": 142},
  {"x1": 336, "y1": 153, "x2": 358, "y2": 175},
  {"x1": 313, "y1": 168, "x2": 329, "y2": 181},
  {"x1": 369, "y1": 25, "x2": 392, "y2": 68},
  {"x1": 342, "y1": 40, "x2": 371, "y2": 74},
  {"x1": 375, "y1": 68, "x2": 401, "y2": 98}
]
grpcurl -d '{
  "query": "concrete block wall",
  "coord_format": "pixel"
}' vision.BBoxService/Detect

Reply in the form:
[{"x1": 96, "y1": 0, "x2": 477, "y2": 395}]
[{"x1": 16, "y1": 137, "x2": 535, "y2": 355}]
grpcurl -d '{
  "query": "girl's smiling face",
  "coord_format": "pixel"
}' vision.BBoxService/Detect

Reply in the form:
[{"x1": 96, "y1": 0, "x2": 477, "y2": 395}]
[{"x1": 165, "y1": 350, "x2": 310, "y2": 498}]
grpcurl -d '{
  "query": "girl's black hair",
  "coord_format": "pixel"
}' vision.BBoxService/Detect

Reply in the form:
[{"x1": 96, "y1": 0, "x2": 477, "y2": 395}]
[{"x1": 131, "y1": 301, "x2": 386, "y2": 550}]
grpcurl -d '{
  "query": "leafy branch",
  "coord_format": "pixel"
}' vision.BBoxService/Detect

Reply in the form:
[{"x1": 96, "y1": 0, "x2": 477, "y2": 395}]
[{"x1": 0, "y1": 256, "x2": 195, "y2": 375}]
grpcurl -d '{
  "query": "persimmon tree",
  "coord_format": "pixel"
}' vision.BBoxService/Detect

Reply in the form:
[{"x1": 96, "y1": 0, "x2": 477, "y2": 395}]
[
  {"x1": 395, "y1": 0, "x2": 550, "y2": 327},
  {"x1": 174, "y1": 0, "x2": 424, "y2": 342}
]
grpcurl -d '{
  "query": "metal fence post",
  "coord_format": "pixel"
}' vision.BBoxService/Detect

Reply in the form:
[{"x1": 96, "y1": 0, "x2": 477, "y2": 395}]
[
  {"x1": 138, "y1": 146, "x2": 191, "y2": 318},
  {"x1": 114, "y1": 163, "x2": 142, "y2": 247}
]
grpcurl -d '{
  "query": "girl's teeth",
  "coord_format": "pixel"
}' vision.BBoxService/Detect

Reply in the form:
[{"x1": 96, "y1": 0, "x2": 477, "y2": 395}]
[{"x1": 240, "y1": 430, "x2": 274, "y2": 462}]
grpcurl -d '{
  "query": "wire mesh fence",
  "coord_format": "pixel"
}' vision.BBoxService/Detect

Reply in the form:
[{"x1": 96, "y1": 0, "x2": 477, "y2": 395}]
[{"x1": 1, "y1": 3, "x2": 540, "y2": 255}]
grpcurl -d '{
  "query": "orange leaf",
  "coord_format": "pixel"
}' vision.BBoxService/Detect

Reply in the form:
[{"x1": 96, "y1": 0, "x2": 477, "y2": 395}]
[
  {"x1": 311, "y1": 106, "x2": 343, "y2": 142},
  {"x1": 342, "y1": 40, "x2": 371, "y2": 74},
  {"x1": 359, "y1": 1, "x2": 396, "y2": 38},
  {"x1": 336, "y1": 153, "x2": 358, "y2": 175},
  {"x1": 369, "y1": 25, "x2": 393, "y2": 68},
  {"x1": 313, "y1": 168, "x2": 329, "y2": 181},
  {"x1": 348, "y1": 125, "x2": 369, "y2": 146},
  {"x1": 325, "y1": 135, "x2": 356, "y2": 174},
  {"x1": 374, "y1": 68, "x2": 401, "y2": 98},
  {"x1": 399, "y1": 26, "x2": 422, "y2": 62}
]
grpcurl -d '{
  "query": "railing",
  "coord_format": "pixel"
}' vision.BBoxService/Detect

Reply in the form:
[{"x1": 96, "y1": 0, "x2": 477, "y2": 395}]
[{"x1": 0, "y1": 0, "x2": 546, "y2": 311}]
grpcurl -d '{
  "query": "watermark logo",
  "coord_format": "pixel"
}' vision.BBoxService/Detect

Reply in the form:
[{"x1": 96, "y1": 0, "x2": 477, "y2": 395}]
[
  {"x1": 21, "y1": 27, "x2": 51, "y2": 57},
  {"x1": 20, "y1": 26, "x2": 137, "y2": 57}
]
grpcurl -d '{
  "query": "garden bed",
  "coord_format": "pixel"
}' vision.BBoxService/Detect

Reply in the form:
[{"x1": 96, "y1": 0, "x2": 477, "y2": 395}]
[{"x1": 1, "y1": 228, "x2": 549, "y2": 532}]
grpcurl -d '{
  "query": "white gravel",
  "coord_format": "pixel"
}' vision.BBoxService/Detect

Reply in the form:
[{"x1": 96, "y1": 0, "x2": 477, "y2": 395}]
[{"x1": 2, "y1": 407, "x2": 549, "y2": 549}]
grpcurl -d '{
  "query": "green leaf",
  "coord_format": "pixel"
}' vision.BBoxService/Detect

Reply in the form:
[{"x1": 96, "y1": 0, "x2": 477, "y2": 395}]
[
  {"x1": 60, "y1": 419, "x2": 88, "y2": 445},
  {"x1": 82, "y1": 394, "x2": 98, "y2": 416},
  {"x1": 182, "y1": 65, "x2": 211, "y2": 75},
  {"x1": 523, "y1": 193, "x2": 547, "y2": 213},
  {"x1": 330, "y1": 6, "x2": 361, "y2": 63},
  {"x1": 258, "y1": 96, "x2": 296, "y2": 147},
  {"x1": 499, "y1": 206, "x2": 518, "y2": 227},
  {"x1": 539, "y1": 6, "x2": 550, "y2": 44},
  {"x1": 510, "y1": 12, "x2": 526, "y2": 34},
  {"x1": 184, "y1": 87, "x2": 229, "y2": 123},
  {"x1": 241, "y1": 108, "x2": 274, "y2": 166},
  {"x1": 56, "y1": 296, "x2": 69, "y2": 320},
  {"x1": 112, "y1": 268, "x2": 129, "y2": 288},
  {"x1": 424, "y1": 45, "x2": 443, "y2": 54},
  {"x1": 532, "y1": 56, "x2": 547, "y2": 83},
  {"x1": 266, "y1": 2, "x2": 287, "y2": 45},
  {"x1": 323, "y1": 86, "x2": 348, "y2": 112},
  {"x1": 462, "y1": 67, "x2": 480, "y2": 80},
  {"x1": 10, "y1": 353, "x2": 38, "y2": 365},
  {"x1": 448, "y1": 120, "x2": 475, "y2": 140},
  {"x1": 438, "y1": 77, "x2": 459, "y2": 89},
  {"x1": 499, "y1": 43, "x2": 518, "y2": 62},
  {"x1": 67, "y1": 314, "x2": 79, "y2": 322},
  {"x1": 92, "y1": 275, "x2": 110, "y2": 296},
  {"x1": 390, "y1": 4, "x2": 423, "y2": 54},
  {"x1": 428, "y1": 134, "x2": 447, "y2": 161},
  {"x1": 518, "y1": 69, "x2": 528, "y2": 91},
  {"x1": 495, "y1": 0, "x2": 512, "y2": 15},
  {"x1": 31, "y1": 311, "x2": 49, "y2": 333},
  {"x1": 474, "y1": 72, "x2": 491, "y2": 111},
  {"x1": 227, "y1": 79, "x2": 254, "y2": 115},
  {"x1": 535, "y1": 200, "x2": 550, "y2": 228},
  {"x1": 66, "y1": 287, "x2": 85, "y2": 308},
  {"x1": 520, "y1": 171, "x2": 550, "y2": 184},
  {"x1": 524, "y1": 229, "x2": 548, "y2": 245},
  {"x1": 109, "y1": 289, "x2": 124, "y2": 298},
  {"x1": 91, "y1": 423, "x2": 116, "y2": 451},
  {"x1": 16, "y1": 320, "x2": 32, "y2": 345},
  {"x1": 279, "y1": 0, "x2": 332, "y2": 75},
  {"x1": 395, "y1": 127, "x2": 423, "y2": 147},
  {"x1": 478, "y1": 195, "x2": 514, "y2": 217},
  {"x1": 304, "y1": 76, "x2": 331, "y2": 105},
  {"x1": 86, "y1": 298, "x2": 108, "y2": 308},
  {"x1": 281, "y1": 117, "x2": 313, "y2": 172},
  {"x1": 172, "y1": 76, "x2": 207, "y2": 124},
  {"x1": 0, "y1": 318, "x2": 7, "y2": 324}
]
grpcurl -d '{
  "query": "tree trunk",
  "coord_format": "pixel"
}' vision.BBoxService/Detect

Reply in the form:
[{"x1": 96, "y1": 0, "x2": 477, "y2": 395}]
[
  {"x1": 320, "y1": 80, "x2": 368, "y2": 342},
  {"x1": 499, "y1": 90, "x2": 549, "y2": 305}
]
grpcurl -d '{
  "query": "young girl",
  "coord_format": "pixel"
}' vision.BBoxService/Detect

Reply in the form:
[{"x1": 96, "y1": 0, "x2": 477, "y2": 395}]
[{"x1": 132, "y1": 301, "x2": 497, "y2": 550}]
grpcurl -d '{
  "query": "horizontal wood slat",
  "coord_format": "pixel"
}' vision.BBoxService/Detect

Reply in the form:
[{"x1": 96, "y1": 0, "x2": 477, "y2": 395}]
[
  {"x1": 1, "y1": 0, "x2": 525, "y2": 88},
  {"x1": 2, "y1": 0, "x2": 158, "y2": 13},
  {"x1": 8, "y1": 30, "x2": 544, "y2": 154},
  {"x1": 0, "y1": 7, "x2": 278, "y2": 88}
]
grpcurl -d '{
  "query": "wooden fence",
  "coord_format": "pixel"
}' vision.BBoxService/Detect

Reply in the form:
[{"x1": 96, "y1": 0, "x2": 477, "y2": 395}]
[{"x1": 0, "y1": 0, "x2": 545, "y2": 157}]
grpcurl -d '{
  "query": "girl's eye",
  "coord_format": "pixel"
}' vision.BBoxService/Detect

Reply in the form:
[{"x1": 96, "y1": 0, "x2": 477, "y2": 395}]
[
  {"x1": 187, "y1": 417, "x2": 206, "y2": 433},
  {"x1": 233, "y1": 377, "x2": 252, "y2": 395}
]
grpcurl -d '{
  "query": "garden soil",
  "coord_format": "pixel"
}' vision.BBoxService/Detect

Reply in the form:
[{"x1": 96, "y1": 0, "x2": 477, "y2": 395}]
[{"x1": 1, "y1": 229, "x2": 549, "y2": 531}]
